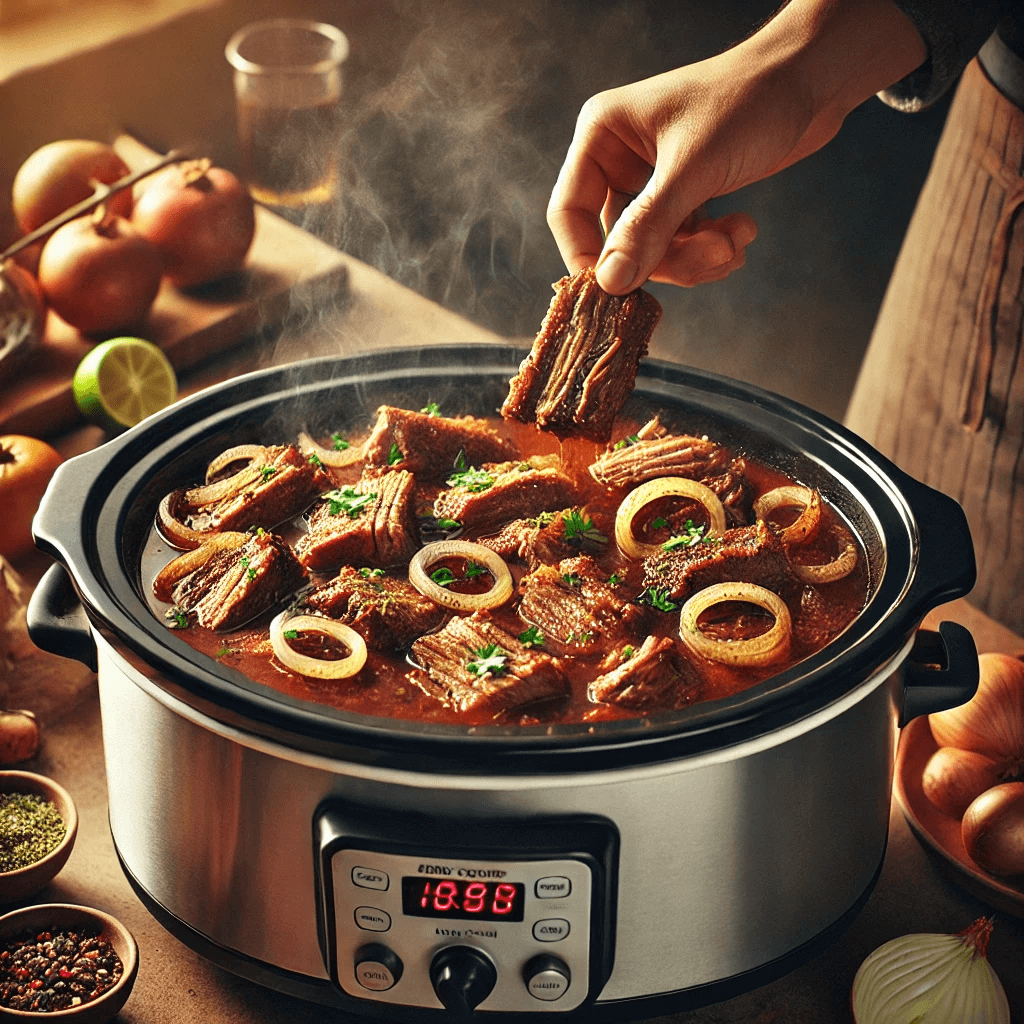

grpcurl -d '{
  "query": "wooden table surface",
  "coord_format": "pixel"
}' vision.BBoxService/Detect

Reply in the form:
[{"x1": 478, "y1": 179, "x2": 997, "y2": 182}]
[{"x1": 5, "y1": 248, "x2": 1024, "y2": 1023}]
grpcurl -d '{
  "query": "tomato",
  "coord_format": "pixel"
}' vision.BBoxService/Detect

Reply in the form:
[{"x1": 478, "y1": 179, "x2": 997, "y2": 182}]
[{"x1": 0, "y1": 435, "x2": 64, "y2": 562}]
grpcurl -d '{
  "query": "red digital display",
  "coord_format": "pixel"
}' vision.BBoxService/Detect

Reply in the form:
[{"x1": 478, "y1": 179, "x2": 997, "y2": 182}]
[{"x1": 401, "y1": 877, "x2": 525, "y2": 922}]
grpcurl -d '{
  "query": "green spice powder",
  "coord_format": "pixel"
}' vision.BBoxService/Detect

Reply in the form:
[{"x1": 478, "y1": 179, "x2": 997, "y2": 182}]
[{"x1": 0, "y1": 794, "x2": 66, "y2": 871}]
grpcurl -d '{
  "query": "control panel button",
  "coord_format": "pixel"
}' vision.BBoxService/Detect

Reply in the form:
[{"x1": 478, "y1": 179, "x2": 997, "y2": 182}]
[
  {"x1": 532, "y1": 918, "x2": 570, "y2": 942},
  {"x1": 523, "y1": 954, "x2": 571, "y2": 1002},
  {"x1": 352, "y1": 866, "x2": 389, "y2": 891},
  {"x1": 535, "y1": 875, "x2": 571, "y2": 899},
  {"x1": 354, "y1": 907, "x2": 392, "y2": 932},
  {"x1": 354, "y1": 943, "x2": 403, "y2": 992}
]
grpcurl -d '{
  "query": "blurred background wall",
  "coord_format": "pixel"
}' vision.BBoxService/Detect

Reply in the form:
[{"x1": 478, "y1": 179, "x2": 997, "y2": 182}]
[{"x1": 0, "y1": 0, "x2": 954, "y2": 421}]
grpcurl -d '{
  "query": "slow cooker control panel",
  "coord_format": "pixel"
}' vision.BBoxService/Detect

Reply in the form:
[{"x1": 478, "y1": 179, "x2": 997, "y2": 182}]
[{"x1": 316, "y1": 804, "x2": 617, "y2": 1016}]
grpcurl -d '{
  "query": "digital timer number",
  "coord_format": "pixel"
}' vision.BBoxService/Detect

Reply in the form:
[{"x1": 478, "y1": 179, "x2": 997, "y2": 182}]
[{"x1": 401, "y1": 878, "x2": 525, "y2": 922}]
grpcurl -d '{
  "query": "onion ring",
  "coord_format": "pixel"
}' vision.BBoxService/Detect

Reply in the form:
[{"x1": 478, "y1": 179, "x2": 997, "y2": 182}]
[
  {"x1": 157, "y1": 490, "x2": 213, "y2": 550},
  {"x1": 408, "y1": 540, "x2": 513, "y2": 611},
  {"x1": 297, "y1": 430, "x2": 365, "y2": 468},
  {"x1": 152, "y1": 532, "x2": 248, "y2": 602},
  {"x1": 614, "y1": 477, "x2": 727, "y2": 560},
  {"x1": 790, "y1": 525, "x2": 858, "y2": 584},
  {"x1": 679, "y1": 582, "x2": 792, "y2": 667},
  {"x1": 753, "y1": 485, "x2": 821, "y2": 545},
  {"x1": 185, "y1": 462, "x2": 264, "y2": 506},
  {"x1": 205, "y1": 444, "x2": 268, "y2": 482},
  {"x1": 270, "y1": 612, "x2": 367, "y2": 679}
]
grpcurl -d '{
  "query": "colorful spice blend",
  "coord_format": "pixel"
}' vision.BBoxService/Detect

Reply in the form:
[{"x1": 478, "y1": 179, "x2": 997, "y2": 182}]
[
  {"x1": 0, "y1": 928, "x2": 123, "y2": 1011},
  {"x1": 0, "y1": 794, "x2": 66, "y2": 872}
]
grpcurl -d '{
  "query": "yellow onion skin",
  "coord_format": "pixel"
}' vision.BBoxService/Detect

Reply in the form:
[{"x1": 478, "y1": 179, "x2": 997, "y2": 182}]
[
  {"x1": 921, "y1": 747, "x2": 1004, "y2": 819},
  {"x1": 852, "y1": 920, "x2": 1009, "y2": 1024},
  {"x1": 929, "y1": 653, "x2": 1024, "y2": 765},
  {"x1": 962, "y1": 782, "x2": 1024, "y2": 877}
]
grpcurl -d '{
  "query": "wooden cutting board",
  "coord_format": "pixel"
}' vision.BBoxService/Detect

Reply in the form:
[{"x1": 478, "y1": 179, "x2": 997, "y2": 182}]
[{"x1": 0, "y1": 135, "x2": 348, "y2": 438}]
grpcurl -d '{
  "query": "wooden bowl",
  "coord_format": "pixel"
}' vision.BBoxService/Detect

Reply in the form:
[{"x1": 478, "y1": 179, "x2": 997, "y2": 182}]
[
  {"x1": 0, "y1": 772, "x2": 77, "y2": 905},
  {"x1": 0, "y1": 904, "x2": 138, "y2": 1022}
]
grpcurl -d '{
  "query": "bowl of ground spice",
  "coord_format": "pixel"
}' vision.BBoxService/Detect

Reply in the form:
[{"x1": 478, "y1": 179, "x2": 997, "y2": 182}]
[
  {"x1": 0, "y1": 904, "x2": 137, "y2": 1020},
  {"x1": 0, "y1": 773, "x2": 76, "y2": 904}
]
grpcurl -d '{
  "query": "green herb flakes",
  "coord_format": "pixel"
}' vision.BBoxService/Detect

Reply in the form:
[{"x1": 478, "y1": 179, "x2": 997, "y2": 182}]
[
  {"x1": 639, "y1": 587, "x2": 678, "y2": 613},
  {"x1": 466, "y1": 643, "x2": 508, "y2": 677},
  {"x1": 331, "y1": 432, "x2": 351, "y2": 451},
  {"x1": 662, "y1": 519, "x2": 707, "y2": 551},
  {"x1": 308, "y1": 452, "x2": 323, "y2": 468},
  {"x1": 325, "y1": 487, "x2": 376, "y2": 518},
  {"x1": 651, "y1": 517, "x2": 669, "y2": 530},
  {"x1": 436, "y1": 518, "x2": 461, "y2": 530},
  {"x1": 518, "y1": 626, "x2": 544, "y2": 648},
  {"x1": 464, "y1": 561, "x2": 485, "y2": 580},
  {"x1": 165, "y1": 606, "x2": 188, "y2": 629},
  {"x1": 528, "y1": 511, "x2": 556, "y2": 528},
  {"x1": 608, "y1": 573, "x2": 622, "y2": 586},
  {"x1": 613, "y1": 433, "x2": 640, "y2": 450},
  {"x1": 421, "y1": 402, "x2": 441, "y2": 416},
  {"x1": 359, "y1": 567, "x2": 386, "y2": 579},
  {"x1": 619, "y1": 645, "x2": 636, "y2": 661},
  {"x1": 388, "y1": 443, "x2": 404, "y2": 465},
  {"x1": 283, "y1": 630, "x2": 299, "y2": 640},
  {"x1": 447, "y1": 467, "x2": 495, "y2": 492},
  {"x1": 431, "y1": 567, "x2": 457, "y2": 587},
  {"x1": 0, "y1": 794, "x2": 66, "y2": 872},
  {"x1": 562, "y1": 509, "x2": 607, "y2": 543},
  {"x1": 452, "y1": 448, "x2": 468, "y2": 473},
  {"x1": 562, "y1": 572, "x2": 583, "y2": 587},
  {"x1": 215, "y1": 645, "x2": 240, "y2": 659},
  {"x1": 260, "y1": 465, "x2": 278, "y2": 481}
]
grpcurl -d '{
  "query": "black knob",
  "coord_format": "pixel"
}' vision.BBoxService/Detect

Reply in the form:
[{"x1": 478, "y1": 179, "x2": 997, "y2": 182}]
[
  {"x1": 430, "y1": 945, "x2": 497, "y2": 1019},
  {"x1": 354, "y1": 942, "x2": 403, "y2": 992},
  {"x1": 522, "y1": 953, "x2": 571, "y2": 1002}
]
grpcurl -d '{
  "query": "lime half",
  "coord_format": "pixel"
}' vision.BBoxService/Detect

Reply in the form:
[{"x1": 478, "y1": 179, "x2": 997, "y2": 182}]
[{"x1": 73, "y1": 337, "x2": 177, "y2": 432}]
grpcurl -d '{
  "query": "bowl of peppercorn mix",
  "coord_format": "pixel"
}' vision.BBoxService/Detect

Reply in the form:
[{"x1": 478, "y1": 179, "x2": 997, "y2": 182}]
[
  {"x1": 0, "y1": 773, "x2": 77, "y2": 904},
  {"x1": 0, "y1": 904, "x2": 137, "y2": 1020}
]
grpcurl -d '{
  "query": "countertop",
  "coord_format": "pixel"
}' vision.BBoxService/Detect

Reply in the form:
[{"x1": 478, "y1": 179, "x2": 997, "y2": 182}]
[{"x1": 2, "y1": 241, "x2": 1023, "y2": 1023}]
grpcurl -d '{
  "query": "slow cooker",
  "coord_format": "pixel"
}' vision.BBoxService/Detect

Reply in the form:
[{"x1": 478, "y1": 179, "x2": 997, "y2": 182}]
[{"x1": 27, "y1": 344, "x2": 979, "y2": 1022}]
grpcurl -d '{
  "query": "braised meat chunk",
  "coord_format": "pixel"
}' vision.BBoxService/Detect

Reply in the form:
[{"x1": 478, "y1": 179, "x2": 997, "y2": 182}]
[
  {"x1": 363, "y1": 405, "x2": 518, "y2": 479},
  {"x1": 702, "y1": 458, "x2": 754, "y2": 528},
  {"x1": 478, "y1": 508, "x2": 610, "y2": 570},
  {"x1": 304, "y1": 566, "x2": 445, "y2": 651},
  {"x1": 185, "y1": 445, "x2": 332, "y2": 534},
  {"x1": 171, "y1": 531, "x2": 307, "y2": 631},
  {"x1": 433, "y1": 457, "x2": 576, "y2": 532},
  {"x1": 589, "y1": 635, "x2": 700, "y2": 712},
  {"x1": 411, "y1": 613, "x2": 569, "y2": 717},
  {"x1": 501, "y1": 267, "x2": 662, "y2": 442},
  {"x1": 297, "y1": 469, "x2": 418, "y2": 571},
  {"x1": 644, "y1": 520, "x2": 794, "y2": 601}
]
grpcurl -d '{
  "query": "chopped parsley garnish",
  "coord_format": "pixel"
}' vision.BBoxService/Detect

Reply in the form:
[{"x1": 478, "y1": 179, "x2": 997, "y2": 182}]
[
  {"x1": 619, "y1": 645, "x2": 636, "y2": 661},
  {"x1": 528, "y1": 511, "x2": 556, "y2": 528},
  {"x1": 430, "y1": 567, "x2": 457, "y2": 587},
  {"x1": 359, "y1": 567, "x2": 386, "y2": 579},
  {"x1": 566, "y1": 630, "x2": 594, "y2": 644},
  {"x1": 447, "y1": 467, "x2": 495, "y2": 492},
  {"x1": 452, "y1": 448, "x2": 468, "y2": 473},
  {"x1": 639, "y1": 587, "x2": 679, "y2": 613},
  {"x1": 663, "y1": 519, "x2": 707, "y2": 551},
  {"x1": 562, "y1": 509, "x2": 607, "y2": 544},
  {"x1": 518, "y1": 626, "x2": 544, "y2": 648},
  {"x1": 608, "y1": 573, "x2": 623, "y2": 586},
  {"x1": 260, "y1": 465, "x2": 278, "y2": 481},
  {"x1": 283, "y1": 629, "x2": 299, "y2": 640},
  {"x1": 215, "y1": 645, "x2": 240, "y2": 658},
  {"x1": 464, "y1": 561, "x2": 485, "y2": 580},
  {"x1": 388, "y1": 442, "x2": 404, "y2": 465},
  {"x1": 247, "y1": 568, "x2": 257, "y2": 581},
  {"x1": 308, "y1": 452, "x2": 323, "y2": 468},
  {"x1": 331, "y1": 432, "x2": 351, "y2": 451},
  {"x1": 613, "y1": 433, "x2": 640, "y2": 450},
  {"x1": 466, "y1": 644, "x2": 508, "y2": 677},
  {"x1": 562, "y1": 572, "x2": 583, "y2": 587},
  {"x1": 325, "y1": 486, "x2": 376, "y2": 518},
  {"x1": 240, "y1": 556, "x2": 250, "y2": 568},
  {"x1": 420, "y1": 402, "x2": 441, "y2": 416},
  {"x1": 651, "y1": 517, "x2": 669, "y2": 530},
  {"x1": 165, "y1": 606, "x2": 188, "y2": 629},
  {"x1": 436, "y1": 517, "x2": 461, "y2": 530}
]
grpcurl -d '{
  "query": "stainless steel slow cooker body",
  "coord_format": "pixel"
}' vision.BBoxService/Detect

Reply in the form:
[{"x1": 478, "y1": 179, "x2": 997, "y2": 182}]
[{"x1": 29, "y1": 345, "x2": 978, "y2": 1022}]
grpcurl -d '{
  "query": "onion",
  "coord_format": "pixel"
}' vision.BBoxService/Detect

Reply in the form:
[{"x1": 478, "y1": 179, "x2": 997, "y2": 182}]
[
  {"x1": 962, "y1": 782, "x2": 1024, "y2": 877},
  {"x1": 614, "y1": 477, "x2": 726, "y2": 560},
  {"x1": 157, "y1": 490, "x2": 211, "y2": 550},
  {"x1": 269, "y1": 612, "x2": 367, "y2": 679},
  {"x1": 753, "y1": 485, "x2": 821, "y2": 545},
  {"x1": 408, "y1": 541, "x2": 513, "y2": 611},
  {"x1": 152, "y1": 532, "x2": 248, "y2": 602},
  {"x1": 921, "y1": 747, "x2": 1003, "y2": 819},
  {"x1": 851, "y1": 918, "x2": 1009, "y2": 1024},
  {"x1": 789, "y1": 524, "x2": 858, "y2": 583},
  {"x1": 679, "y1": 582, "x2": 791, "y2": 667},
  {"x1": 297, "y1": 431, "x2": 365, "y2": 469},
  {"x1": 205, "y1": 444, "x2": 269, "y2": 482}
]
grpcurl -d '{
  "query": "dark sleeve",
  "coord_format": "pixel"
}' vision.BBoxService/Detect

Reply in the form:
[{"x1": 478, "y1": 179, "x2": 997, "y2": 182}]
[{"x1": 878, "y1": 1, "x2": 1004, "y2": 111}]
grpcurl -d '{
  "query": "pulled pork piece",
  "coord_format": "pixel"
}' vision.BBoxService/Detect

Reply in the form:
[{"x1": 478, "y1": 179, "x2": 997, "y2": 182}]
[
  {"x1": 501, "y1": 267, "x2": 662, "y2": 442},
  {"x1": 297, "y1": 469, "x2": 418, "y2": 571},
  {"x1": 589, "y1": 635, "x2": 700, "y2": 712},
  {"x1": 304, "y1": 566, "x2": 445, "y2": 651},
  {"x1": 411, "y1": 613, "x2": 569, "y2": 717},
  {"x1": 363, "y1": 405, "x2": 518, "y2": 480},
  {"x1": 171, "y1": 531, "x2": 307, "y2": 631},
  {"x1": 643, "y1": 520, "x2": 794, "y2": 601},
  {"x1": 187, "y1": 445, "x2": 332, "y2": 533},
  {"x1": 433, "y1": 457, "x2": 576, "y2": 532},
  {"x1": 589, "y1": 417, "x2": 728, "y2": 489},
  {"x1": 518, "y1": 555, "x2": 646, "y2": 648},
  {"x1": 478, "y1": 508, "x2": 610, "y2": 570}
]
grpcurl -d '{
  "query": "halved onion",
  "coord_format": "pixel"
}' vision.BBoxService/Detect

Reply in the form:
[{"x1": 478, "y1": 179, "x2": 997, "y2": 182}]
[
  {"x1": 270, "y1": 612, "x2": 367, "y2": 679},
  {"x1": 185, "y1": 462, "x2": 264, "y2": 506},
  {"x1": 408, "y1": 540, "x2": 513, "y2": 611},
  {"x1": 205, "y1": 444, "x2": 268, "y2": 482},
  {"x1": 680, "y1": 582, "x2": 792, "y2": 667},
  {"x1": 753, "y1": 485, "x2": 821, "y2": 545},
  {"x1": 157, "y1": 490, "x2": 212, "y2": 550},
  {"x1": 297, "y1": 430, "x2": 365, "y2": 468},
  {"x1": 152, "y1": 532, "x2": 248, "y2": 602},
  {"x1": 790, "y1": 525, "x2": 858, "y2": 584},
  {"x1": 614, "y1": 477, "x2": 727, "y2": 560}
]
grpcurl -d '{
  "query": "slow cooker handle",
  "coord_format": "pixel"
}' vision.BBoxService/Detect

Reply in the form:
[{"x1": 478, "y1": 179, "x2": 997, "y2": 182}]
[
  {"x1": 26, "y1": 563, "x2": 98, "y2": 673},
  {"x1": 899, "y1": 621, "x2": 978, "y2": 726}
]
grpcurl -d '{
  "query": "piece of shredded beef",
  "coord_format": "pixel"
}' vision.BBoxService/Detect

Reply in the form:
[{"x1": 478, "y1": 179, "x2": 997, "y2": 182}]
[
  {"x1": 304, "y1": 566, "x2": 445, "y2": 651},
  {"x1": 501, "y1": 267, "x2": 662, "y2": 442},
  {"x1": 411, "y1": 613, "x2": 569, "y2": 717},
  {"x1": 477, "y1": 508, "x2": 610, "y2": 570},
  {"x1": 171, "y1": 531, "x2": 307, "y2": 631},
  {"x1": 702, "y1": 458, "x2": 754, "y2": 528},
  {"x1": 362, "y1": 405, "x2": 518, "y2": 479},
  {"x1": 588, "y1": 635, "x2": 700, "y2": 712}
]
